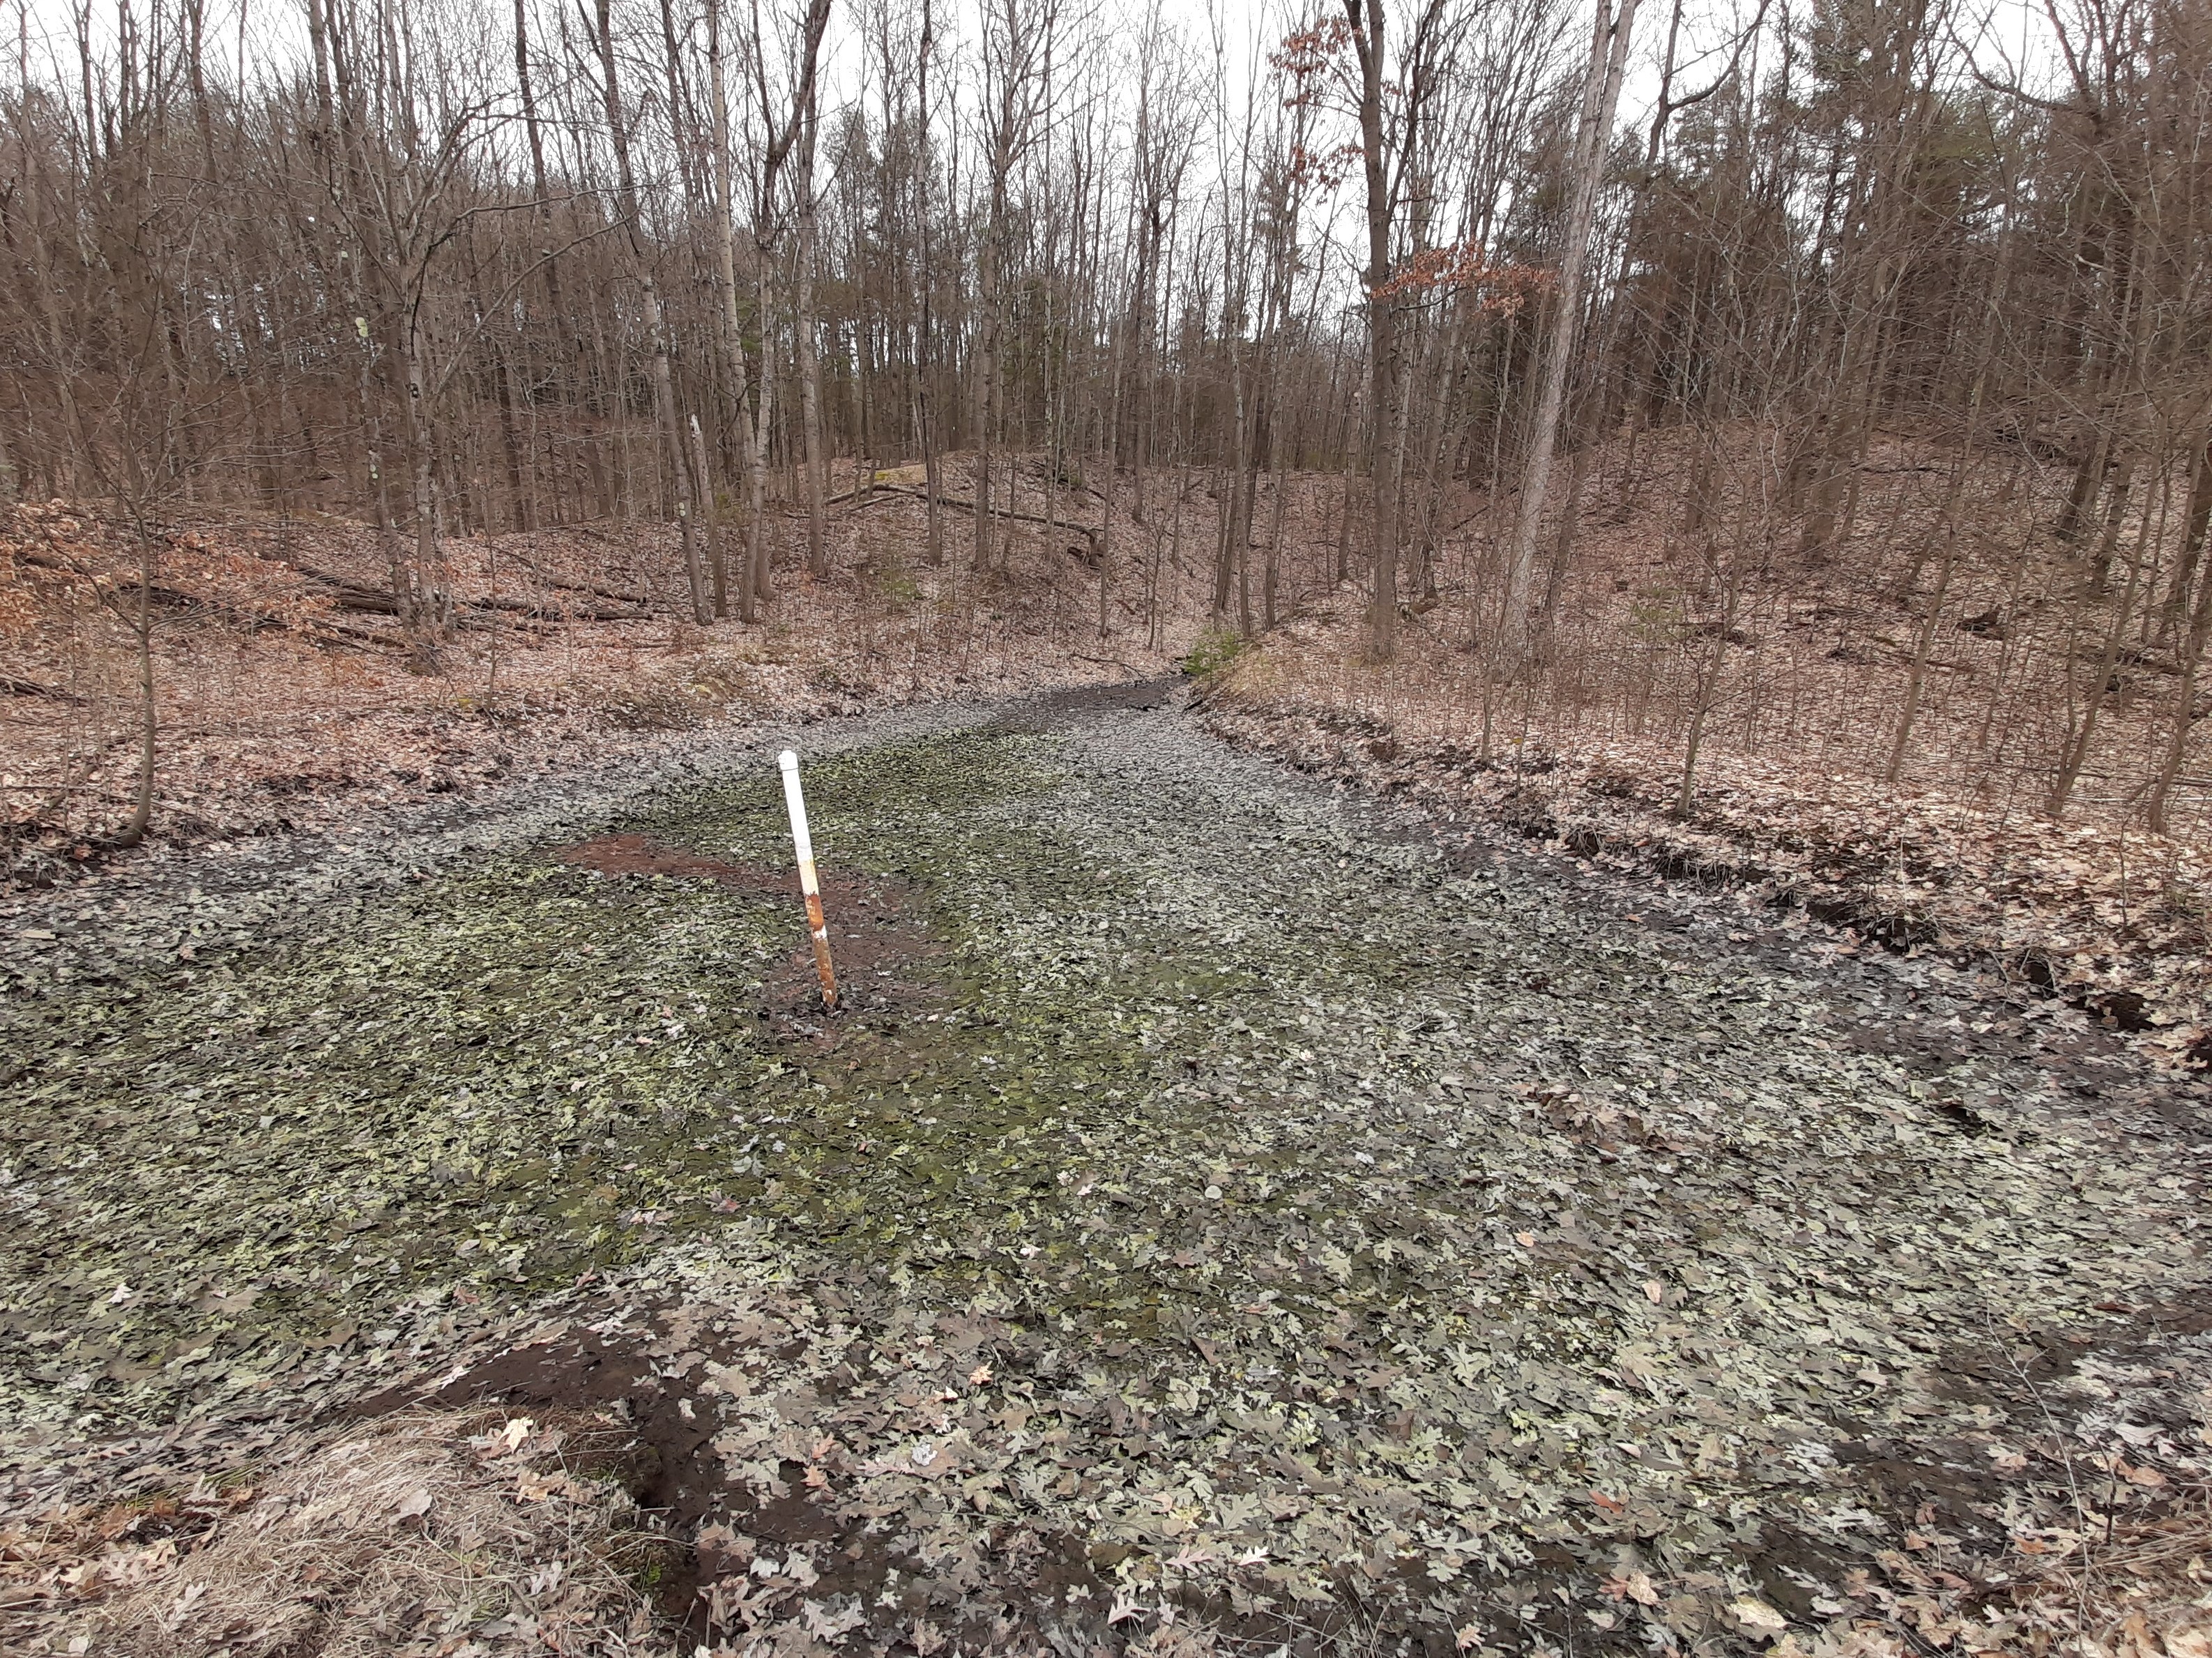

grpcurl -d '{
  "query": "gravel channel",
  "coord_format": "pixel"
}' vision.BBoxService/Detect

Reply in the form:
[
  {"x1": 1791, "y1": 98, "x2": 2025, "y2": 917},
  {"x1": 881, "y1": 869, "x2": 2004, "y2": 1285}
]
[{"x1": 4, "y1": 683, "x2": 2207, "y2": 1655}]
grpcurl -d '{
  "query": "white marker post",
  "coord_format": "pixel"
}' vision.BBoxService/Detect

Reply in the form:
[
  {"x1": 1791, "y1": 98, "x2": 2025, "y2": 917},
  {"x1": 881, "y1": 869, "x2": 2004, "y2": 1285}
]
[{"x1": 777, "y1": 750, "x2": 839, "y2": 1009}]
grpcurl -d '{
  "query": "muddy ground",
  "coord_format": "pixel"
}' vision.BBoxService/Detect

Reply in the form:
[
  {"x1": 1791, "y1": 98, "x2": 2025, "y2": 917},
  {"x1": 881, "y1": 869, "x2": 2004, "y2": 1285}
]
[{"x1": 3, "y1": 682, "x2": 2209, "y2": 1656}]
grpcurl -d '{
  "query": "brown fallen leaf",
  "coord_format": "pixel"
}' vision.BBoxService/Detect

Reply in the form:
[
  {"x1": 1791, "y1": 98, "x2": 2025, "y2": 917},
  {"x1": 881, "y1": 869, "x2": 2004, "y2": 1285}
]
[{"x1": 1601, "y1": 1569, "x2": 1661, "y2": 1606}]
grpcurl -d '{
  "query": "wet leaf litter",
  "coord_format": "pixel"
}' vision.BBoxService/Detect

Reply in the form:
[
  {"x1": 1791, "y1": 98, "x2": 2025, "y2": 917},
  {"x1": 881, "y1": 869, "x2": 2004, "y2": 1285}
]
[{"x1": 4, "y1": 683, "x2": 2208, "y2": 1655}]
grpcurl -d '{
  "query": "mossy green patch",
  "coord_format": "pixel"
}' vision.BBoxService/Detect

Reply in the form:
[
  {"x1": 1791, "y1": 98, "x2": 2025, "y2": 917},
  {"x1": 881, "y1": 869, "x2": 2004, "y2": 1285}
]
[
  {"x1": 1181, "y1": 628, "x2": 1245, "y2": 679},
  {"x1": 1, "y1": 858, "x2": 786, "y2": 1422},
  {"x1": 0, "y1": 722, "x2": 1536, "y2": 1433}
]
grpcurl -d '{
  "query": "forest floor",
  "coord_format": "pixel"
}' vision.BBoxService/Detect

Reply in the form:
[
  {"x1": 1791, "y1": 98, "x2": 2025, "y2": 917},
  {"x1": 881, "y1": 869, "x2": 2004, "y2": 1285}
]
[
  {"x1": 1, "y1": 479, "x2": 1174, "y2": 888},
  {"x1": 4, "y1": 685, "x2": 2209, "y2": 1658}
]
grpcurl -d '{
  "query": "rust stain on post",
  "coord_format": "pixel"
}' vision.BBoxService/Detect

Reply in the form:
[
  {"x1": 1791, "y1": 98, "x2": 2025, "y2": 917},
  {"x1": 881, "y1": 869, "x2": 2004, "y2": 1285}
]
[{"x1": 777, "y1": 749, "x2": 839, "y2": 1009}]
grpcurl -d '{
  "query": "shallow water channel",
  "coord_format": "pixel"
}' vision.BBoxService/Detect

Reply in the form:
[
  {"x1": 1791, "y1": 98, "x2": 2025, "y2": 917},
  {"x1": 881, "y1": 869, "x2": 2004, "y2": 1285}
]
[{"x1": 4, "y1": 691, "x2": 2204, "y2": 1644}]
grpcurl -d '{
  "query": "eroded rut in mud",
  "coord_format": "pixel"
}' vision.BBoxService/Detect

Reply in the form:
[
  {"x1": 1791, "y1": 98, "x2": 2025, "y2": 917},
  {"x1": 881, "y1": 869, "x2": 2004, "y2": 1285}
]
[{"x1": 5, "y1": 683, "x2": 2209, "y2": 1655}]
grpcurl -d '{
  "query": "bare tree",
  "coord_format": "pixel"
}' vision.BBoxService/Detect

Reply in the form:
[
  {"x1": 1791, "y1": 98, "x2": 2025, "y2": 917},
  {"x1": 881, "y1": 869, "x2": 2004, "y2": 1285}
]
[{"x1": 1497, "y1": 0, "x2": 1638, "y2": 660}]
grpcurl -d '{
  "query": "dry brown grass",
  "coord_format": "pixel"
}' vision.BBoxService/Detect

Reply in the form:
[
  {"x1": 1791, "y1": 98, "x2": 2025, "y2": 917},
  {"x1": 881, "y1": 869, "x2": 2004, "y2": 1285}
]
[
  {"x1": 2008, "y1": 1493, "x2": 2212, "y2": 1658},
  {"x1": 1810, "y1": 1486, "x2": 2212, "y2": 1657},
  {"x1": 3, "y1": 1412, "x2": 669, "y2": 1658}
]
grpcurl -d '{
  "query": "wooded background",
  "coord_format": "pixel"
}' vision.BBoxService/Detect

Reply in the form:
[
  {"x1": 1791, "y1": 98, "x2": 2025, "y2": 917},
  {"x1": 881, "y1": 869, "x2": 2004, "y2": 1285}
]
[{"x1": 3, "y1": 0, "x2": 2210, "y2": 832}]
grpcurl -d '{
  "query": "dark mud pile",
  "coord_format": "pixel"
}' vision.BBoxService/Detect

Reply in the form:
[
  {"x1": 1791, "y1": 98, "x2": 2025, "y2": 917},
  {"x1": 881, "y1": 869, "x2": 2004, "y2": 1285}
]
[{"x1": 5, "y1": 683, "x2": 2208, "y2": 1655}]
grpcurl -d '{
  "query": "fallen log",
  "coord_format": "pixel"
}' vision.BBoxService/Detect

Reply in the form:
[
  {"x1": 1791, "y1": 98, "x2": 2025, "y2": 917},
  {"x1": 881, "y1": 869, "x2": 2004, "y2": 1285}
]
[
  {"x1": 295, "y1": 565, "x2": 646, "y2": 623},
  {"x1": 847, "y1": 484, "x2": 1100, "y2": 554},
  {"x1": 303, "y1": 617, "x2": 408, "y2": 653},
  {"x1": 480, "y1": 593, "x2": 650, "y2": 623},
  {"x1": 498, "y1": 549, "x2": 654, "y2": 609},
  {"x1": 1, "y1": 673, "x2": 88, "y2": 704},
  {"x1": 293, "y1": 565, "x2": 400, "y2": 614},
  {"x1": 15, "y1": 547, "x2": 393, "y2": 648}
]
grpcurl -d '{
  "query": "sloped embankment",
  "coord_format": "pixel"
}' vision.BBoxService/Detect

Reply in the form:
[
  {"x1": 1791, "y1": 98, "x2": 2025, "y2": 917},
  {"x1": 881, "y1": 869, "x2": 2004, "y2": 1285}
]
[{"x1": 1200, "y1": 675, "x2": 2212, "y2": 1072}]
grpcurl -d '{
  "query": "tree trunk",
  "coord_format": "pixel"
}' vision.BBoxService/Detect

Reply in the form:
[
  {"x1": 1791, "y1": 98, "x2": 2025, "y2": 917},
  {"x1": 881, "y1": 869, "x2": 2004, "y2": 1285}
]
[
  {"x1": 595, "y1": 0, "x2": 704, "y2": 624},
  {"x1": 1348, "y1": 0, "x2": 1401, "y2": 662},
  {"x1": 1499, "y1": 0, "x2": 1638, "y2": 659},
  {"x1": 708, "y1": 5, "x2": 759, "y2": 623},
  {"x1": 796, "y1": 93, "x2": 829, "y2": 580}
]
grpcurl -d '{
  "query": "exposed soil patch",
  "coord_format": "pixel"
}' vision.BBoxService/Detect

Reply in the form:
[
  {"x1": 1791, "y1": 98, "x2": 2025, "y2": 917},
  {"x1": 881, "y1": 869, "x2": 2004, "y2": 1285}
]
[
  {"x1": 355, "y1": 1331, "x2": 723, "y2": 1632},
  {"x1": 552, "y1": 830, "x2": 945, "y2": 1039},
  {"x1": 556, "y1": 832, "x2": 768, "y2": 885},
  {"x1": 756, "y1": 871, "x2": 943, "y2": 1037},
  {"x1": 357, "y1": 1303, "x2": 1120, "y2": 1653}
]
